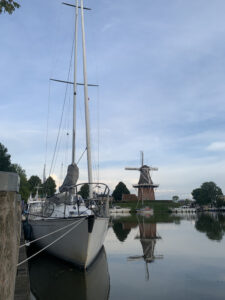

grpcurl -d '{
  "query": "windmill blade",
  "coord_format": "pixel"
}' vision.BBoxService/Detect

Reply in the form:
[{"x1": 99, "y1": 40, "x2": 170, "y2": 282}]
[
  {"x1": 127, "y1": 255, "x2": 143, "y2": 261},
  {"x1": 149, "y1": 167, "x2": 158, "y2": 171},
  {"x1": 154, "y1": 255, "x2": 164, "y2": 259},
  {"x1": 125, "y1": 167, "x2": 140, "y2": 170}
]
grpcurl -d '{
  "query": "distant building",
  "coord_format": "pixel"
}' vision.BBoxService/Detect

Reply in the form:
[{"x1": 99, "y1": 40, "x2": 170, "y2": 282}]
[{"x1": 122, "y1": 194, "x2": 138, "y2": 202}]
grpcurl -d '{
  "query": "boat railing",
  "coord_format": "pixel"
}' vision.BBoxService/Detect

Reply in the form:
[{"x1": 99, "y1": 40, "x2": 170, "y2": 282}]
[
  {"x1": 28, "y1": 201, "x2": 55, "y2": 219},
  {"x1": 28, "y1": 183, "x2": 110, "y2": 219},
  {"x1": 73, "y1": 182, "x2": 110, "y2": 218}
]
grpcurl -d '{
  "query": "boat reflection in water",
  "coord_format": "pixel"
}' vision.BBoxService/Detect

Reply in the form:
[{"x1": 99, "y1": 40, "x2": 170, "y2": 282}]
[
  {"x1": 127, "y1": 216, "x2": 163, "y2": 280},
  {"x1": 29, "y1": 247, "x2": 110, "y2": 300}
]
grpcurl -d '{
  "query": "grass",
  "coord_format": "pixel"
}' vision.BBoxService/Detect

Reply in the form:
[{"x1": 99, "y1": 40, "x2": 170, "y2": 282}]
[
  {"x1": 114, "y1": 200, "x2": 181, "y2": 213},
  {"x1": 111, "y1": 212, "x2": 181, "y2": 224}
]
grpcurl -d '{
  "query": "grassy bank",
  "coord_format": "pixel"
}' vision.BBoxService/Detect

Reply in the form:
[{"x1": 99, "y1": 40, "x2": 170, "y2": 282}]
[
  {"x1": 113, "y1": 200, "x2": 181, "y2": 213},
  {"x1": 110, "y1": 212, "x2": 181, "y2": 224}
]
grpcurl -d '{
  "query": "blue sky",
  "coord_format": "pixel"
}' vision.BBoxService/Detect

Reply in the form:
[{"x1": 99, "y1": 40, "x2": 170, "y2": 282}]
[{"x1": 1, "y1": 0, "x2": 225, "y2": 199}]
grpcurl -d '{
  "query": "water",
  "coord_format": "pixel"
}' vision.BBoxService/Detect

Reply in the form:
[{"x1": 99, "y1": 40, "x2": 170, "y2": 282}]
[{"x1": 29, "y1": 213, "x2": 225, "y2": 299}]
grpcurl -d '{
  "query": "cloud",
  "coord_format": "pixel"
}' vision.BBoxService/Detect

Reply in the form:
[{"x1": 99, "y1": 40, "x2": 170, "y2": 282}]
[
  {"x1": 2, "y1": 0, "x2": 225, "y2": 201},
  {"x1": 206, "y1": 142, "x2": 225, "y2": 151}
]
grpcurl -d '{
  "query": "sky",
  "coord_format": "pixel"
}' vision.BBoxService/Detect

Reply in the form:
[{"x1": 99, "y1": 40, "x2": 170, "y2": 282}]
[{"x1": 1, "y1": 0, "x2": 225, "y2": 199}]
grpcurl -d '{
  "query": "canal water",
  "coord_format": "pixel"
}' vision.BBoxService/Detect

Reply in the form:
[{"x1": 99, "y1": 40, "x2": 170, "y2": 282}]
[{"x1": 29, "y1": 213, "x2": 225, "y2": 299}]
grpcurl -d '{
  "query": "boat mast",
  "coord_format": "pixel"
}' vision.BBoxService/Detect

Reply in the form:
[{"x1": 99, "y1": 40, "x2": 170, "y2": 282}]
[
  {"x1": 72, "y1": 0, "x2": 79, "y2": 164},
  {"x1": 81, "y1": 0, "x2": 93, "y2": 198}
]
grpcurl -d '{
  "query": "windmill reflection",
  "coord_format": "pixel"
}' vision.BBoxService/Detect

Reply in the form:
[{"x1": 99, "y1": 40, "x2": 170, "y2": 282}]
[{"x1": 128, "y1": 216, "x2": 163, "y2": 280}]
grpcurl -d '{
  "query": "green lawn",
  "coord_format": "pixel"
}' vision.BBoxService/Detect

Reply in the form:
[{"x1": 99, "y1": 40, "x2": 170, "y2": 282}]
[{"x1": 114, "y1": 200, "x2": 181, "y2": 213}]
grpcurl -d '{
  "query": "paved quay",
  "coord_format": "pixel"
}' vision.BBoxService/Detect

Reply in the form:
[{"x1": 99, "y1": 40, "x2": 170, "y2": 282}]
[{"x1": 14, "y1": 227, "x2": 30, "y2": 300}]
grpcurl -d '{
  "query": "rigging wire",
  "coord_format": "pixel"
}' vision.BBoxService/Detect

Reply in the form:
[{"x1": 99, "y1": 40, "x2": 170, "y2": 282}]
[
  {"x1": 49, "y1": 34, "x2": 75, "y2": 177},
  {"x1": 97, "y1": 85, "x2": 100, "y2": 184},
  {"x1": 44, "y1": 5, "x2": 64, "y2": 177},
  {"x1": 44, "y1": 80, "x2": 51, "y2": 172},
  {"x1": 89, "y1": 11, "x2": 100, "y2": 185},
  {"x1": 77, "y1": 147, "x2": 87, "y2": 165},
  {"x1": 65, "y1": 84, "x2": 72, "y2": 167}
]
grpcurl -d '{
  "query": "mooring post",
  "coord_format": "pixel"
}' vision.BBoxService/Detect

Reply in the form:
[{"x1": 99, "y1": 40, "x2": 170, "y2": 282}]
[{"x1": 0, "y1": 172, "x2": 21, "y2": 300}]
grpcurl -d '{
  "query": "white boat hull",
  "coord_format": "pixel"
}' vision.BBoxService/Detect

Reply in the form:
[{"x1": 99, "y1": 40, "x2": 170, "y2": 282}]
[
  {"x1": 109, "y1": 208, "x2": 130, "y2": 214},
  {"x1": 29, "y1": 216, "x2": 109, "y2": 269}
]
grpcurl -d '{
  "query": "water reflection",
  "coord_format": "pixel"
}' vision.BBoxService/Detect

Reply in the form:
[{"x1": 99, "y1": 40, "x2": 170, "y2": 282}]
[
  {"x1": 107, "y1": 213, "x2": 225, "y2": 299},
  {"x1": 128, "y1": 216, "x2": 163, "y2": 280},
  {"x1": 112, "y1": 222, "x2": 131, "y2": 242},
  {"x1": 27, "y1": 213, "x2": 225, "y2": 300},
  {"x1": 111, "y1": 213, "x2": 181, "y2": 243},
  {"x1": 28, "y1": 247, "x2": 110, "y2": 300},
  {"x1": 111, "y1": 214, "x2": 166, "y2": 280},
  {"x1": 195, "y1": 213, "x2": 225, "y2": 241}
]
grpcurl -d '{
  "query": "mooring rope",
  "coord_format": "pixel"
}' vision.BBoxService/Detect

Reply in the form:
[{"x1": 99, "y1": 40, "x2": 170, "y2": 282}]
[
  {"x1": 17, "y1": 217, "x2": 86, "y2": 267},
  {"x1": 20, "y1": 217, "x2": 86, "y2": 249}
]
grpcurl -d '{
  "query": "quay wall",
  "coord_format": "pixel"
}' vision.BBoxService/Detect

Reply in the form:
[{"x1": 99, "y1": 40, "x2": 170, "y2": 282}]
[{"x1": 0, "y1": 172, "x2": 21, "y2": 300}]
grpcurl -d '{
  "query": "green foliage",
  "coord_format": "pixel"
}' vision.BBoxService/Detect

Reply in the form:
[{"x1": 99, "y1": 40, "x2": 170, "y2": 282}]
[
  {"x1": 11, "y1": 163, "x2": 30, "y2": 201},
  {"x1": 112, "y1": 222, "x2": 131, "y2": 242},
  {"x1": 43, "y1": 177, "x2": 56, "y2": 197},
  {"x1": 0, "y1": 142, "x2": 54, "y2": 200},
  {"x1": 195, "y1": 214, "x2": 225, "y2": 241},
  {"x1": 215, "y1": 197, "x2": 225, "y2": 208},
  {"x1": 119, "y1": 200, "x2": 180, "y2": 213},
  {"x1": 112, "y1": 182, "x2": 130, "y2": 202},
  {"x1": 192, "y1": 188, "x2": 202, "y2": 204},
  {"x1": 78, "y1": 183, "x2": 89, "y2": 199},
  {"x1": 0, "y1": 142, "x2": 12, "y2": 171},
  {"x1": 172, "y1": 195, "x2": 179, "y2": 201},
  {"x1": 28, "y1": 175, "x2": 42, "y2": 197},
  {"x1": 192, "y1": 182, "x2": 223, "y2": 206},
  {"x1": 0, "y1": 0, "x2": 20, "y2": 14}
]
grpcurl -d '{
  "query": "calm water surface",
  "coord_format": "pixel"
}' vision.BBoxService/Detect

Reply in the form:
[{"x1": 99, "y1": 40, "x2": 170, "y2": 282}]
[{"x1": 29, "y1": 213, "x2": 225, "y2": 299}]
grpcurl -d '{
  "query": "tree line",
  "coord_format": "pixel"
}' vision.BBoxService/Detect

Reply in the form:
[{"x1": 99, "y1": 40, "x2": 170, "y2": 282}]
[
  {"x1": 0, "y1": 142, "x2": 131, "y2": 202},
  {"x1": 192, "y1": 181, "x2": 224, "y2": 207},
  {"x1": 0, "y1": 142, "x2": 56, "y2": 201}
]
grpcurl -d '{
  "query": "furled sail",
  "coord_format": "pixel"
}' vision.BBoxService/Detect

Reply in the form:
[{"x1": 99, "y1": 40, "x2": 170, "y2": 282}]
[{"x1": 59, "y1": 163, "x2": 79, "y2": 193}]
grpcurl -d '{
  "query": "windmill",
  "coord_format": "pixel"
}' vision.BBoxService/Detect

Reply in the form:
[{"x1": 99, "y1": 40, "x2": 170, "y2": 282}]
[{"x1": 125, "y1": 151, "x2": 159, "y2": 201}]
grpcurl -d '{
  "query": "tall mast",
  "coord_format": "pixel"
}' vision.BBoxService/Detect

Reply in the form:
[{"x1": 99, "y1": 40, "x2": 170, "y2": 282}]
[
  {"x1": 72, "y1": 0, "x2": 79, "y2": 164},
  {"x1": 141, "y1": 151, "x2": 144, "y2": 166},
  {"x1": 81, "y1": 0, "x2": 93, "y2": 198}
]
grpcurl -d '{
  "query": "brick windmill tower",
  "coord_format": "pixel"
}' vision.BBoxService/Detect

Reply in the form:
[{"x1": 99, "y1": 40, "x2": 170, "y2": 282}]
[{"x1": 125, "y1": 152, "x2": 159, "y2": 201}]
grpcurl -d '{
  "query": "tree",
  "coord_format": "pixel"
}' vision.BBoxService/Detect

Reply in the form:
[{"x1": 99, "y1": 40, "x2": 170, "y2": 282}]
[
  {"x1": 43, "y1": 177, "x2": 56, "y2": 197},
  {"x1": 195, "y1": 214, "x2": 224, "y2": 241},
  {"x1": 113, "y1": 221, "x2": 131, "y2": 242},
  {"x1": 192, "y1": 188, "x2": 203, "y2": 204},
  {"x1": 192, "y1": 182, "x2": 223, "y2": 206},
  {"x1": 172, "y1": 195, "x2": 179, "y2": 202},
  {"x1": 28, "y1": 175, "x2": 42, "y2": 197},
  {"x1": 11, "y1": 163, "x2": 30, "y2": 201},
  {"x1": 0, "y1": 142, "x2": 12, "y2": 171},
  {"x1": 112, "y1": 182, "x2": 130, "y2": 202},
  {"x1": 78, "y1": 183, "x2": 89, "y2": 199},
  {"x1": 215, "y1": 196, "x2": 225, "y2": 208},
  {"x1": 0, "y1": 0, "x2": 20, "y2": 14}
]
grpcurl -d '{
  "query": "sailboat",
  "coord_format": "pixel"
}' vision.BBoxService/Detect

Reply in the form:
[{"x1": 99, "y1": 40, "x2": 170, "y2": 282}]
[{"x1": 28, "y1": 0, "x2": 110, "y2": 269}]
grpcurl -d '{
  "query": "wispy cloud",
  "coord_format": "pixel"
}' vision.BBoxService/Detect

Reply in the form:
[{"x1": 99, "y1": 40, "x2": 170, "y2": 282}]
[
  {"x1": 1, "y1": 0, "x2": 225, "y2": 199},
  {"x1": 206, "y1": 142, "x2": 225, "y2": 152}
]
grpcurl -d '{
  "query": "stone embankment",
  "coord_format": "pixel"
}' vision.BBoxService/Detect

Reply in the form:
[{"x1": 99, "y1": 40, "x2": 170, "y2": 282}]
[{"x1": 0, "y1": 172, "x2": 21, "y2": 300}]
